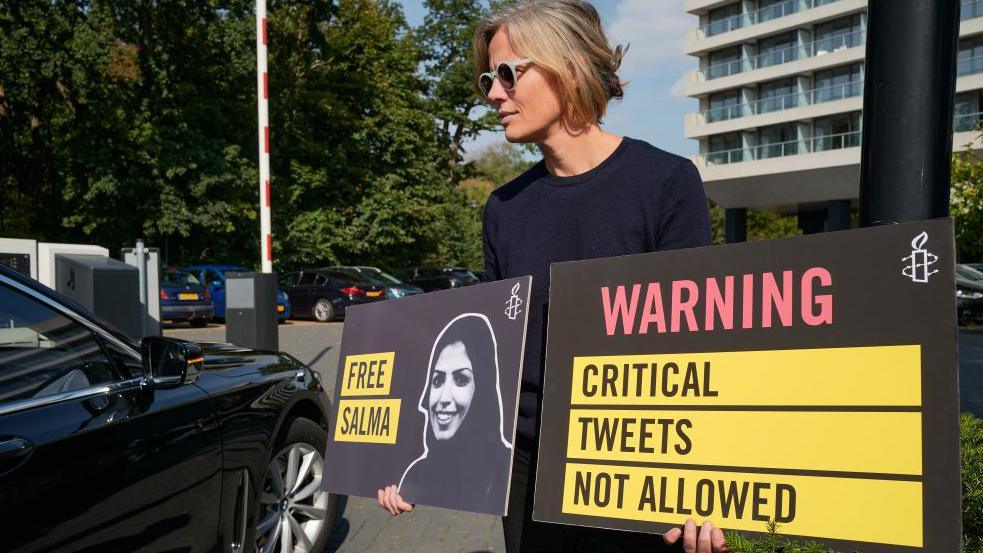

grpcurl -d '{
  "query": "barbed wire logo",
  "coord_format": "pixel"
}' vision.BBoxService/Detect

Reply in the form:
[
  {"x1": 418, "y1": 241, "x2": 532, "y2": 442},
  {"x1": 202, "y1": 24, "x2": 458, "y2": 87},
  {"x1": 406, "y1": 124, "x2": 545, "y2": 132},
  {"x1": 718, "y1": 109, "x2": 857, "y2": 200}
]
[
  {"x1": 505, "y1": 282, "x2": 523, "y2": 320},
  {"x1": 902, "y1": 231, "x2": 939, "y2": 283}
]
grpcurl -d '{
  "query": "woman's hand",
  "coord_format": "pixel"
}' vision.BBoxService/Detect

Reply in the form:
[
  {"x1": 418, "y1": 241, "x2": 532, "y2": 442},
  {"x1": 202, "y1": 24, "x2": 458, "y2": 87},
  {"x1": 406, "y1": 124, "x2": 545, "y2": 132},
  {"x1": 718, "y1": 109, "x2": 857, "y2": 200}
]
[
  {"x1": 663, "y1": 519, "x2": 728, "y2": 553},
  {"x1": 377, "y1": 485, "x2": 414, "y2": 516}
]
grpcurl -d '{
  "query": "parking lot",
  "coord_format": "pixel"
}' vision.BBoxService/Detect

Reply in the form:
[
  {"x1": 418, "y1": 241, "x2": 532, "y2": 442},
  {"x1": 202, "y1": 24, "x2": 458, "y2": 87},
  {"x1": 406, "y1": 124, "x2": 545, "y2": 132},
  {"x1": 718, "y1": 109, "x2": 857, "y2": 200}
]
[
  {"x1": 165, "y1": 321, "x2": 983, "y2": 553},
  {"x1": 165, "y1": 320, "x2": 507, "y2": 553}
]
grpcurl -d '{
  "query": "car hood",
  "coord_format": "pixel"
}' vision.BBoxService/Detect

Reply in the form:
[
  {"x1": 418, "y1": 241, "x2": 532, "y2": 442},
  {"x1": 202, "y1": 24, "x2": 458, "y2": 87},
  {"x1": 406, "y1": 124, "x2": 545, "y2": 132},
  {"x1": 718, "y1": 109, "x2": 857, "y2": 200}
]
[{"x1": 196, "y1": 341, "x2": 306, "y2": 377}]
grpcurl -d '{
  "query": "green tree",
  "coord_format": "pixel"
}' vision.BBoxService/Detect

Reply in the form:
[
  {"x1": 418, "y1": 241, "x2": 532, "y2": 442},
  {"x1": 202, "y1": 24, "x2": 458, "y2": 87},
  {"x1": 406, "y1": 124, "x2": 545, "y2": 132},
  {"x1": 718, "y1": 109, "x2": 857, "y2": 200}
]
[
  {"x1": 708, "y1": 202, "x2": 802, "y2": 245},
  {"x1": 952, "y1": 137, "x2": 983, "y2": 261},
  {"x1": 416, "y1": 0, "x2": 499, "y2": 182}
]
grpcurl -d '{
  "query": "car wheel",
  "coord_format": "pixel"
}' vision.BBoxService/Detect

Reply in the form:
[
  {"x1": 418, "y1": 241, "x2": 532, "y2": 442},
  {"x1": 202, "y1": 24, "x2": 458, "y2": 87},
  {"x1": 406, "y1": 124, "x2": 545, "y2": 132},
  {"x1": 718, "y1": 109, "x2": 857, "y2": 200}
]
[
  {"x1": 255, "y1": 417, "x2": 336, "y2": 553},
  {"x1": 312, "y1": 299, "x2": 334, "y2": 322},
  {"x1": 190, "y1": 318, "x2": 208, "y2": 328}
]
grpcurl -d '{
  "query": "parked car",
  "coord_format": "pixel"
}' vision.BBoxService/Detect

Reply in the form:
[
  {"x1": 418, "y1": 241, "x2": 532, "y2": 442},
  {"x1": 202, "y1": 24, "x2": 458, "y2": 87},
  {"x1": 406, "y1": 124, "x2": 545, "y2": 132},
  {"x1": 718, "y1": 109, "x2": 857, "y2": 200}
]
[
  {"x1": 182, "y1": 264, "x2": 291, "y2": 323},
  {"x1": 392, "y1": 266, "x2": 480, "y2": 292},
  {"x1": 957, "y1": 263, "x2": 983, "y2": 324},
  {"x1": 279, "y1": 268, "x2": 386, "y2": 322},
  {"x1": 159, "y1": 268, "x2": 213, "y2": 327},
  {"x1": 472, "y1": 269, "x2": 492, "y2": 282},
  {"x1": 969, "y1": 262, "x2": 983, "y2": 273},
  {"x1": 0, "y1": 263, "x2": 337, "y2": 553},
  {"x1": 328, "y1": 266, "x2": 424, "y2": 299}
]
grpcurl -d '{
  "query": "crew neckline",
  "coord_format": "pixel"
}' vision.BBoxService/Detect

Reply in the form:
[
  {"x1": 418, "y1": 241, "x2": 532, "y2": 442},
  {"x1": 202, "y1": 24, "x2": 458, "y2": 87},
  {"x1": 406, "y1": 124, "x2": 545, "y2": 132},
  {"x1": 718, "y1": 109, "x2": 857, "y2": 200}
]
[{"x1": 538, "y1": 136, "x2": 632, "y2": 187}]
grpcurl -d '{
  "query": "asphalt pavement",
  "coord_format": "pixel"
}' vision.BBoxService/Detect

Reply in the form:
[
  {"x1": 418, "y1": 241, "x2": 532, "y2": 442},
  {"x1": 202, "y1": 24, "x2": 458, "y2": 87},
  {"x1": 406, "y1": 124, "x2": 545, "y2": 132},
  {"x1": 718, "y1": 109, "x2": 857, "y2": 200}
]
[{"x1": 165, "y1": 321, "x2": 983, "y2": 553}]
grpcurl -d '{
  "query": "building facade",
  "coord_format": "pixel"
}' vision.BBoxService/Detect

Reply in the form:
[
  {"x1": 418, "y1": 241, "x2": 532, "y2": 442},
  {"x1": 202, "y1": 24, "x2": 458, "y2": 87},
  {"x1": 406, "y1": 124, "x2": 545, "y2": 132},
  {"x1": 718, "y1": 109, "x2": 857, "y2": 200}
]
[{"x1": 684, "y1": 0, "x2": 982, "y2": 240}]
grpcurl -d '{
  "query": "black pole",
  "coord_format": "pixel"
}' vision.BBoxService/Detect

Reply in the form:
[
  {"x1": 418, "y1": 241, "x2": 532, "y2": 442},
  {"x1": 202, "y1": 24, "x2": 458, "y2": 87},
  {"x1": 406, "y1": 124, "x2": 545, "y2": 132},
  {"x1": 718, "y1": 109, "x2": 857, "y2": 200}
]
[{"x1": 858, "y1": 0, "x2": 959, "y2": 226}]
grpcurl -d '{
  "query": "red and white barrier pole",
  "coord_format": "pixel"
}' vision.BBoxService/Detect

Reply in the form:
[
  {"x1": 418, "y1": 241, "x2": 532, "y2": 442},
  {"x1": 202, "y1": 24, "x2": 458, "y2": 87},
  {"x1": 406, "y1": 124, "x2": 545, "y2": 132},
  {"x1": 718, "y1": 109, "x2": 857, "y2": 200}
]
[{"x1": 256, "y1": 0, "x2": 273, "y2": 273}]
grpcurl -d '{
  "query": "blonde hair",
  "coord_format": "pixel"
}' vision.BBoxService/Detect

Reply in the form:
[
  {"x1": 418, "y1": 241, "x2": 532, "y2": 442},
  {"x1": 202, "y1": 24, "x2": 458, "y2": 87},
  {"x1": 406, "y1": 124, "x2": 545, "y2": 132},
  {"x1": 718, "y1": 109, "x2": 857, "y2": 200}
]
[{"x1": 473, "y1": 0, "x2": 627, "y2": 127}]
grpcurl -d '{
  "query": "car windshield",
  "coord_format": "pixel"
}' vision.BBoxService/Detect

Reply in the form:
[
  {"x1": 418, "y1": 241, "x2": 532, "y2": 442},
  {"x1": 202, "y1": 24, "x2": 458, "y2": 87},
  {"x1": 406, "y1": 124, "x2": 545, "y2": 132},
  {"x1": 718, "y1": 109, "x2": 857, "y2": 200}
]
[
  {"x1": 957, "y1": 265, "x2": 983, "y2": 281},
  {"x1": 162, "y1": 271, "x2": 200, "y2": 285},
  {"x1": 361, "y1": 269, "x2": 402, "y2": 285},
  {"x1": 445, "y1": 269, "x2": 477, "y2": 279},
  {"x1": 329, "y1": 270, "x2": 373, "y2": 285}
]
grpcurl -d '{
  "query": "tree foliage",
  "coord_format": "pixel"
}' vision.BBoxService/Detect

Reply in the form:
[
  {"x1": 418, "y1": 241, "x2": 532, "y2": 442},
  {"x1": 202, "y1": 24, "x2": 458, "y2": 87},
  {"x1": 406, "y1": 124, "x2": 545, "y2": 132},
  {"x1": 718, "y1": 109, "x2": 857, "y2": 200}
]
[
  {"x1": 0, "y1": 0, "x2": 502, "y2": 271},
  {"x1": 952, "y1": 138, "x2": 983, "y2": 261}
]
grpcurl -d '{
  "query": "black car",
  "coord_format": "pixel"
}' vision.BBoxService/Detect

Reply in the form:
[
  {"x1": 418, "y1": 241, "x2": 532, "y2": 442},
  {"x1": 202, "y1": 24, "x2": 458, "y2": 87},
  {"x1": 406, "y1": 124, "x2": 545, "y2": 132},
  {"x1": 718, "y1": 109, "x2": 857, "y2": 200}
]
[
  {"x1": 957, "y1": 263, "x2": 983, "y2": 324},
  {"x1": 329, "y1": 266, "x2": 425, "y2": 299},
  {"x1": 279, "y1": 268, "x2": 385, "y2": 322},
  {"x1": 392, "y1": 266, "x2": 480, "y2": 292},
  {"x1": 0, "y1": 264, "x2": 337, "y2": 553}
]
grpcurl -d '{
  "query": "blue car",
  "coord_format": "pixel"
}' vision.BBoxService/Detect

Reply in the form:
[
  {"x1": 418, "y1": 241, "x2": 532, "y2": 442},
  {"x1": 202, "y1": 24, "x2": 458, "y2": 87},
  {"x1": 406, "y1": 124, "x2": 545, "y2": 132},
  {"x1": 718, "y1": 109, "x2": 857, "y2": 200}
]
[
  {"x1": 182, "y1": 264, "x2": 291, "y2": 322},
  {"x1": 160, "y1": 268, "x2": 214, "y2": 327}
]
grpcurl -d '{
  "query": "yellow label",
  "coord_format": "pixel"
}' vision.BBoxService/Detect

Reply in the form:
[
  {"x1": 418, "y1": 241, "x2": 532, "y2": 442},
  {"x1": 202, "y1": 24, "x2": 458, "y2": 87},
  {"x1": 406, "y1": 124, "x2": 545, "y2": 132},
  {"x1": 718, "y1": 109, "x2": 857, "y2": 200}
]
[
  {"x1": 340, "y1": 352, "x2": 396, "y2": 396},
  {"x1": 567, "y1": 409, "x2": 922, "y2": 475},
  {"x1": 334, "y1": 399, "x2": 401, "y2": 444},
  {"x1": 561, "y1": 463, "x2": 922, "y2": 547},
  {"x1": 570, "y1": 345, "x2": 921, "y2": 406}
]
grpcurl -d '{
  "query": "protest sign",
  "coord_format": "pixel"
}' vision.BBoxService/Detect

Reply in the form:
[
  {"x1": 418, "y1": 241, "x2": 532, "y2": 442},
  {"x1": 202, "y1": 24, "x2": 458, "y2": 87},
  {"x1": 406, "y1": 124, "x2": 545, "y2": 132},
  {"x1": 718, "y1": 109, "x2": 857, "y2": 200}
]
[
  {"x1": 325, "y1": 276, "x2": 531, "y2": 515},
  {"x1": 533, "y1": 219, "x2": 959, "y2": 551}
]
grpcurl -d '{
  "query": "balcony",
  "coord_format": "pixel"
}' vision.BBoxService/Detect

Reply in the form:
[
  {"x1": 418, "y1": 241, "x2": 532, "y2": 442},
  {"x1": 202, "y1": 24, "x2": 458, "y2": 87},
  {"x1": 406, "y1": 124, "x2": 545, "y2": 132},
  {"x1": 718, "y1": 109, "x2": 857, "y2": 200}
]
[
  {"x1": 955, "y1": 111, "x2": 983, "y2": 132},
  {"x1": 964, "y1": 0, "x2": 983, "y2": 21},
  {"x1": 701, "y1": 130, "x2": 862, "y2": 166},
  {"x1": 958, "y1": 54, "x2": 983, "y2": 76},
  {"x1": 699, "y1": 0, "x2": 842, "y2": 38},
  {"x1": 701, "y1": 80, "x2": 863, "y2": 123},
  {"x1": 702, "y1": 29, "x2": 865, "y2": 81}
]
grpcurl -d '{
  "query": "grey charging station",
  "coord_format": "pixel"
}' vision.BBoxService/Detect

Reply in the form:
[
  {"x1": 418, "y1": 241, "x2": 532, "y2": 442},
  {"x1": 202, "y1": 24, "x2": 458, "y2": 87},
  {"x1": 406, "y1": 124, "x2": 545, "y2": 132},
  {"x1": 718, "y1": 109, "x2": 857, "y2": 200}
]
[
  {"x1": 55, "y1": 254, "x2": 141, "y2": 339},
  {"x1": 121, "y1": 246, "x2": 161, "y2": 337},
  {"x1": 225, "y1": 272, "x2": 279, "y2": 350}
]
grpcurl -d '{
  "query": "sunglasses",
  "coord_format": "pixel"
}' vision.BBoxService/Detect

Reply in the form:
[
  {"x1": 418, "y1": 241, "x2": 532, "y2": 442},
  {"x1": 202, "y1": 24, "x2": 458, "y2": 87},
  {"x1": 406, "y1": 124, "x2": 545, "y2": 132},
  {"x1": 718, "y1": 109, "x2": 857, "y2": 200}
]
[{"x1": 478, "y1": 58, "x2": 531, "y2": 98}]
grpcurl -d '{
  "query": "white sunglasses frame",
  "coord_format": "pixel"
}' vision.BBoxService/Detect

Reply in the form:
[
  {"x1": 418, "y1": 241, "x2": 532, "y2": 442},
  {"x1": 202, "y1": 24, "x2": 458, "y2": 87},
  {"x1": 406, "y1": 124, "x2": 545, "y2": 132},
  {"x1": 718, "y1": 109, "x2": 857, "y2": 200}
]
[{"x1": 478, "y1": 58, "x2": 532, "y2": 98}]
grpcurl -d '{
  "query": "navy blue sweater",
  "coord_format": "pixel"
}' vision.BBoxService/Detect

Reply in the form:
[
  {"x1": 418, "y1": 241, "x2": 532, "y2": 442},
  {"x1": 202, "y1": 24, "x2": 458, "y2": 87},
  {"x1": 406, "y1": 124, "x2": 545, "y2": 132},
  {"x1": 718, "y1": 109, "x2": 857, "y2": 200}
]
[{"x1": 482, "y1": 137, "x2": 712, "y2": 447}]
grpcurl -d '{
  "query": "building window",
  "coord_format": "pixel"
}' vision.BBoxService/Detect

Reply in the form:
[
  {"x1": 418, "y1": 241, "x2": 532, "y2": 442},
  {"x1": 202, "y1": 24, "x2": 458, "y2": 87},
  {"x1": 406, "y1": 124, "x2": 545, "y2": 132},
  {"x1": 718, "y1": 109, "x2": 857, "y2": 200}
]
[
  {"x1": 813, "y1": 63, "x2": 863, "y2": 103},
  {"x1": 954, "y1": 93, "x2": 981, "y2": 132},
  {"x1": 757, "y1": 78, "x2": 798, "y2": 114},
  {"x1": 812, "y1": 14, "x2": 864, "y2": 56},
  {"x1": 707, "y1": 90, "x2": 744, "y2": 122},
  {"x1": 755, "y1": 32, "x2": 799, "y2": 69},
  {"x1": 814, "y1": 112, "x2": 862, "y2": 151},
  {"x1": 757, "y1": 123, "x2": 799, "y2": 159},
  {"x1": 958, "y1": 37, "x2": 983, "y2": 76},
  {"x1": 756, "y1": 0, "x2": 799, "y2": 24},
  {"x1": 706, "y1": 46, "x2": 743, "y2": 79},
  {"x1": 962, "y1": 0, "x2": 983, "y2": 21},
  {"x1": 706, "y1": 3, "x2": 743, "y2": 36},
  {"x1": 707, "y1": 133, "x2": 743, "y2": 165}
]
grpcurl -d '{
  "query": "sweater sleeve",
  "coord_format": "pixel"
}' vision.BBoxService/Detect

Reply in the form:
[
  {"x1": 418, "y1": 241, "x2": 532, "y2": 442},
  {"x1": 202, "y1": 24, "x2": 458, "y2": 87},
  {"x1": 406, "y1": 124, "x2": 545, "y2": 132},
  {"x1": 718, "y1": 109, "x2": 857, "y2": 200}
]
[
  {"x1": 482, "y1": 201, "x2": 503, "y2": 280},
  {"x1": 656, "y1": 160, "x2": 712, "y2": 250}
]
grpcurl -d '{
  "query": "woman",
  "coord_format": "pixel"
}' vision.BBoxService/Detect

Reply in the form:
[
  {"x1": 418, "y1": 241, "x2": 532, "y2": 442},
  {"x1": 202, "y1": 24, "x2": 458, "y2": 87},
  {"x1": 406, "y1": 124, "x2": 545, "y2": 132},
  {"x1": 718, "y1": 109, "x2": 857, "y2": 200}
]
[
  {"x1": 388, "y1": 314, "x2": 513, "y2": 514},
  {"x1": 382, "y1": 1, "x2": 726, "y2": 551}
]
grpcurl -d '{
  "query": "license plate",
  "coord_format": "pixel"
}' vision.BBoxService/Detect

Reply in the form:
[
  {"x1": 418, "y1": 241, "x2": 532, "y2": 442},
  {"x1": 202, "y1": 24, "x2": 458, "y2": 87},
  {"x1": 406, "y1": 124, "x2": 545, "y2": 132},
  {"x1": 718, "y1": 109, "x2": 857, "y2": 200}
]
[
  {"x1": 178, "y1": 293, "x2": 199, "y2": 301},
  {"x1": 367, "y1": 291, "x2": 382, "y2": 297},
  {"x1": 277, "y1": 305, "x2": 285, "y2": 313}
]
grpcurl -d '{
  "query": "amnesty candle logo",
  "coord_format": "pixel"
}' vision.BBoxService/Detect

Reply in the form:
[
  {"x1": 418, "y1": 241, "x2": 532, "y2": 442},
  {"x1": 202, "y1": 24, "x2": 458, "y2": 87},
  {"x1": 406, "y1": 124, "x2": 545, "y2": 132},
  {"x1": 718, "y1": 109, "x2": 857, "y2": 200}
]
[
  {"x1": 902, "y1": 231, "x2": 939, "y2": 283},
  {"x1": 505, "y1": 282, "x2": 523, "y2": 320}
]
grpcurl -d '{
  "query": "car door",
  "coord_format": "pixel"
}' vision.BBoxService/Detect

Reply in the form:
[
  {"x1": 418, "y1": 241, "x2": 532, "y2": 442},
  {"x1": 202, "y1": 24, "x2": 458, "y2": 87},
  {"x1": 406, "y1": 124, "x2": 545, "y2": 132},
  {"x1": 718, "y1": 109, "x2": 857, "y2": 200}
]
[
  {"x1": 289, "y1": 271, "x2": 319, "y2": 317},
  {"x1": 0, "y1": 276, "x2": 223, "y2": 553},
  {"x1": 204, "y1": 268, "x2": 227, "y2": 318}
]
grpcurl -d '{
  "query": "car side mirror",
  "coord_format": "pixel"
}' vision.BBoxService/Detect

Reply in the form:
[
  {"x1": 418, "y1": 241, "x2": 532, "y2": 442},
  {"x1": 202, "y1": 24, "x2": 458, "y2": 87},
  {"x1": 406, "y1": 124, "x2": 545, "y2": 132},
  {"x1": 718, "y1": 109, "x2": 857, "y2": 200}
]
[{"x1": 140, "y1": 336, "x2": 204, "y2": 388}]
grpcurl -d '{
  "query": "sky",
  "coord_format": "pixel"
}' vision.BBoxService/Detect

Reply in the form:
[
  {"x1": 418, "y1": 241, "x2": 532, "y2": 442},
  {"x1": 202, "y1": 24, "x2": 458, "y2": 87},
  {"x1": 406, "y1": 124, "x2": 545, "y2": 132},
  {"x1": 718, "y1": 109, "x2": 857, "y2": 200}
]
[{"x1": 398, "y1": 0, "x2": 697, "y2": 159}]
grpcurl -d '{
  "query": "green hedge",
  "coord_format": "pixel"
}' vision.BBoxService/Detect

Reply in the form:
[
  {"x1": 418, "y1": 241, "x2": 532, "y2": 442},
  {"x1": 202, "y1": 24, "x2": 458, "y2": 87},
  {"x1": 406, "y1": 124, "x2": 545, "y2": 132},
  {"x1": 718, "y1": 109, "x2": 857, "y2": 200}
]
[{"x1": 724, "y1": 412, "x2": 983, "y2": 553}]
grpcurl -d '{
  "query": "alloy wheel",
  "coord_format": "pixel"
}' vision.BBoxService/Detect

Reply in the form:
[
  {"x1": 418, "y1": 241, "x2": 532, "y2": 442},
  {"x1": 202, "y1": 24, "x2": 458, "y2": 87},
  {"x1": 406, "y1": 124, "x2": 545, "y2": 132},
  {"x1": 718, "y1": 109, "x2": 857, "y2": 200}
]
[{"x1": 255, "y1": 443, "x2": 329, "y2": 553}]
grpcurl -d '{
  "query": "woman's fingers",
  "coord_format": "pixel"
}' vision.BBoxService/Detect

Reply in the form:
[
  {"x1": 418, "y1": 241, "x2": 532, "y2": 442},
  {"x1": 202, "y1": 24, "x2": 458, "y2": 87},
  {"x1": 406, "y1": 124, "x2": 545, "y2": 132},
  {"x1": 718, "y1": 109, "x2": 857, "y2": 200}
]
[
  {"x1": 711, "y1": 526, "x2": 728, "y2": 553},
  {"x1": 683, "y1": 518, "x2": 698, "y2": 552},
  {"x1": 663, "y1": 527, "x2": 682, "y2": 545},
  {"x1": 698, "y1": 521, "x2": 713, "y2": 553},
  {"x1": 395, "y1": 492, "x2": 415, "y2": 512}
]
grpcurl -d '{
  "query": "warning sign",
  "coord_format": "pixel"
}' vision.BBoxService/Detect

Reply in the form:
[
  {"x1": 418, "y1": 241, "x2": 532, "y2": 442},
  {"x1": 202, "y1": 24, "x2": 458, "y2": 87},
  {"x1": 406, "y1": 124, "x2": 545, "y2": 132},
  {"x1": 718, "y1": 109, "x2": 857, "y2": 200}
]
[{"x1": 533, "y1": 219, "x2": 960, "y2": 552}]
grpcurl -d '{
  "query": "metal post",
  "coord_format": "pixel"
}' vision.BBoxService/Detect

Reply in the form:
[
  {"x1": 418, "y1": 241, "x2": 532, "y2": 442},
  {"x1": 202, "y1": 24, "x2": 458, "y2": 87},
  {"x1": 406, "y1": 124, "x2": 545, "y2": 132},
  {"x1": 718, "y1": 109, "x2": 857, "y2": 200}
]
[
  {"x1": 257, "y1": 0, "x2": 273, "y2": 272},
  {"x1": 725, "y1": 208, "x2": 747, "y2": 243},
  {"x1": 135, "y1": 238, "x2": 148, "y2": 338},
  {"x1": 858, "y1": 0, "x2": 959, "y2": 226}
]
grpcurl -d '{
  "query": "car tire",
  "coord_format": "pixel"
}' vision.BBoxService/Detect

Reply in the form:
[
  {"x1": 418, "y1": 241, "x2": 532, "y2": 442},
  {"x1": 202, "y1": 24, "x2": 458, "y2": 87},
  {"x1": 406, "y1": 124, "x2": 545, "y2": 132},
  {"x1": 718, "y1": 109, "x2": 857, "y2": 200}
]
[
  {"x1": 312, "y1": 299, "x2": 334, "y2": 322},
  {"x1": 255, "y1": 417, "x2": 337, "y2": 553},
  {"x1": 190, "y1": 318, "x2": 208, "y2": 328}
]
